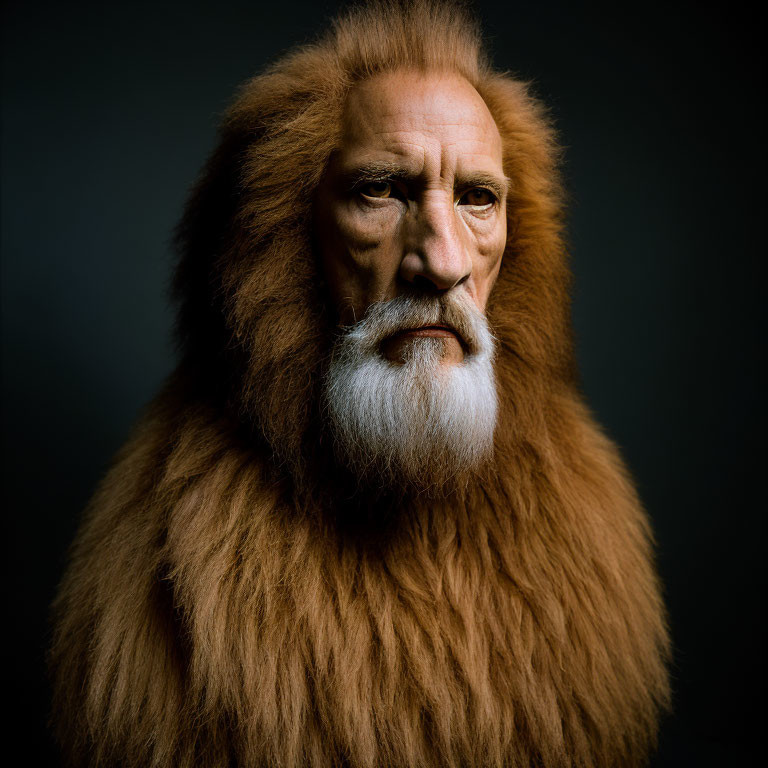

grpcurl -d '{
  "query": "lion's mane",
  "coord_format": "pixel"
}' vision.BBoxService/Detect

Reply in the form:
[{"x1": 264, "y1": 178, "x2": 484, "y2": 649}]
[{"x1": 50, "y1": 2, "x2": 671, "y2": 766}]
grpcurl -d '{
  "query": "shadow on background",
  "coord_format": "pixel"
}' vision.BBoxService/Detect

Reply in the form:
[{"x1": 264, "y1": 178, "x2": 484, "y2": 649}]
[{"x1": 2, "y1": 0, "x2": 764, "y2": 764}]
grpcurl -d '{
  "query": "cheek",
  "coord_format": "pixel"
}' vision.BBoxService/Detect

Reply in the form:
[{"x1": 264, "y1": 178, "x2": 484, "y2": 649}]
[
  {"x1": 466, "y1": 213, "x2": 506, "y2": 305},
  {"x1": 320, "y1": 201, "x2": 402, "y2": 318},
  {"x1": 335, "y1": 200, "x2": 399, "y2": 252},
  {"x1": 333, "y1": 202, "x2": 405, "y2": 281}
]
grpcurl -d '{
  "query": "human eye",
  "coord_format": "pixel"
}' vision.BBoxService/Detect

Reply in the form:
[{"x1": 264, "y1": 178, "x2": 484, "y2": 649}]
[
  {"x1": 458, "y1": 187, "x2": 497, "y2": 209},
  {"x1": 358, "y1": 180, "x2": 392, "y2": 199}
]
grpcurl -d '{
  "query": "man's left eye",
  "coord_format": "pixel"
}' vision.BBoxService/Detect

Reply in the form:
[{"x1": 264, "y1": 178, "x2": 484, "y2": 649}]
[{"x1": 459, "y1": 188, "x2": 495, "y2": 207}]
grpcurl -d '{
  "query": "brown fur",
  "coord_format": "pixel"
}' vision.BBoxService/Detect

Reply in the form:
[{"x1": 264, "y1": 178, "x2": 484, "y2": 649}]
[{"x1": 49, "y1": 2, "x2": 671, "y2": 766}]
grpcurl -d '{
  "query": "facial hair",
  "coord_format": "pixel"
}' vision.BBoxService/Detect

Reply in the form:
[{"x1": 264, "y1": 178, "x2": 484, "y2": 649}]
[{"x1": 323, "y1": 292, "x2": 498, "y2": 492}]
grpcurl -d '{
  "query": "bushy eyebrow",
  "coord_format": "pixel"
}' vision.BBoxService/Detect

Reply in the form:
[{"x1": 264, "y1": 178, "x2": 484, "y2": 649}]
[
  {"x1": 339, "y1": 161, "x2": 411, "y2": 188},
  {"x1": 339, "y1": 161, "x2": 509, "y2": 199},
  {"x1": 456, "y1": 173, "x2": 509, "y2": 201}
]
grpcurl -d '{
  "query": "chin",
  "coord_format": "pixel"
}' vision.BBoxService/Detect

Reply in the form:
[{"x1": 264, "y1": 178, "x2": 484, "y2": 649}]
[{"x1": 324, "y1": 308, "x2": 498, "y2": 493}]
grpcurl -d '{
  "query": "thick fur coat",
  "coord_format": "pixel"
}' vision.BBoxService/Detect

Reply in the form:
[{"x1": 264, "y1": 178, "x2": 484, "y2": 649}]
[{"x1": 49, "y1": 2, "x2": 670, "y2": 766}]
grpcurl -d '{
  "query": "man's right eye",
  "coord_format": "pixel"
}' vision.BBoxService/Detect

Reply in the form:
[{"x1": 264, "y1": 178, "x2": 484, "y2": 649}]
[{"x1": 359, "y1": 181, "x2": 392, "y2": 199}]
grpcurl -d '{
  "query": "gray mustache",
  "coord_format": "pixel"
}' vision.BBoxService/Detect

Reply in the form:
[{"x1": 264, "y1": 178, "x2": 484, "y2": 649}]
[{"x1": 340, "y1": 293, "x2": 490, "y2": 357}]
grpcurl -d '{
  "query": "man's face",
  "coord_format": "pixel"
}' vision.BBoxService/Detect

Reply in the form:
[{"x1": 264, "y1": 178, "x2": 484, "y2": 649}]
[
  {"x1": 316, "y1": 69, "x2": 507, "y2": 366},
  {"x1": 315, "y1": 70, "x2": 506, "y2": 489}
]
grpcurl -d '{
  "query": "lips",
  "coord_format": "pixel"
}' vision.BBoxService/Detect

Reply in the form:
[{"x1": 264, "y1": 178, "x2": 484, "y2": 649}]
[
  {"x1": 381, "y1": 325, "x2": 466, "y2": 358},
  {"x1": 379, "y1": 322, "x2": 468, "y2": 365},
  {"x1": 397, "y1": 325, "x2": 459, "y2": 340}
]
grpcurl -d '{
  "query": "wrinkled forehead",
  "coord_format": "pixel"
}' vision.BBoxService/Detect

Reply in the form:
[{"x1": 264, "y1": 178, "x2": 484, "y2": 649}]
[{"x1": 337, "y1": 69, "x2": 504, "y2": 171}]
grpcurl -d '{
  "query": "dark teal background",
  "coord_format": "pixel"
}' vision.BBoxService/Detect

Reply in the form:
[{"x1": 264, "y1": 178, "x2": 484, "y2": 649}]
[{"x1": 3, "y1": 1, "x2": 764, "y2": 763}]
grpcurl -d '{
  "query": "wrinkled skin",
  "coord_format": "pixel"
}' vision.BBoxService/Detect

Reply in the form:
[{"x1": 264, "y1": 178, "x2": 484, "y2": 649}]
[{"x1": 315, "y1": 70, "x2": 508, "y2": 365}]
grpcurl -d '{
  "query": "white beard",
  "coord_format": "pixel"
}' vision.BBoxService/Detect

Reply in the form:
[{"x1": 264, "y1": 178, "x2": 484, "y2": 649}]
[{"x1": 323, "y1": 293, "x2": 498, "y2": 491}]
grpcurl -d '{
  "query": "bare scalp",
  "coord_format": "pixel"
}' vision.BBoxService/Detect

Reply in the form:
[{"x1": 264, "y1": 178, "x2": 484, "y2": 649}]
[{"x1": 49, "y1": 2, "x2": 670, "y2": 766}]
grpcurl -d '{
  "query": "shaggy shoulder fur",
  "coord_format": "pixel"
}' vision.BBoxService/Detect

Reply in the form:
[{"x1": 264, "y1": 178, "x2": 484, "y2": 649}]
[{"x1": 50, "y1": 2, "x2": 670, "y2": 766}]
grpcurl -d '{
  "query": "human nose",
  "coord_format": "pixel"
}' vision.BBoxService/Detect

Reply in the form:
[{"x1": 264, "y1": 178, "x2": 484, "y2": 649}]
[{"x1": 399, "y1": 197, "x2": 472, "y2": 293}]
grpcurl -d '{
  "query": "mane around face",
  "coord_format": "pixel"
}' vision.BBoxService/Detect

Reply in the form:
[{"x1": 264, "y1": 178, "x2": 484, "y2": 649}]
[
  {"x1": 50, "y1": 4, "x2": 671, "y2": 767},
  {"x1": 173, "y1": 0, "x2": 572, "y2": 487}
]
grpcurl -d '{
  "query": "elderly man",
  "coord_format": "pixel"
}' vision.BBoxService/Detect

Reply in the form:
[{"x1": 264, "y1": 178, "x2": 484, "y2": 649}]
[{"x1": 50, "y1": 2, "x2": 670, "y2": 766}]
